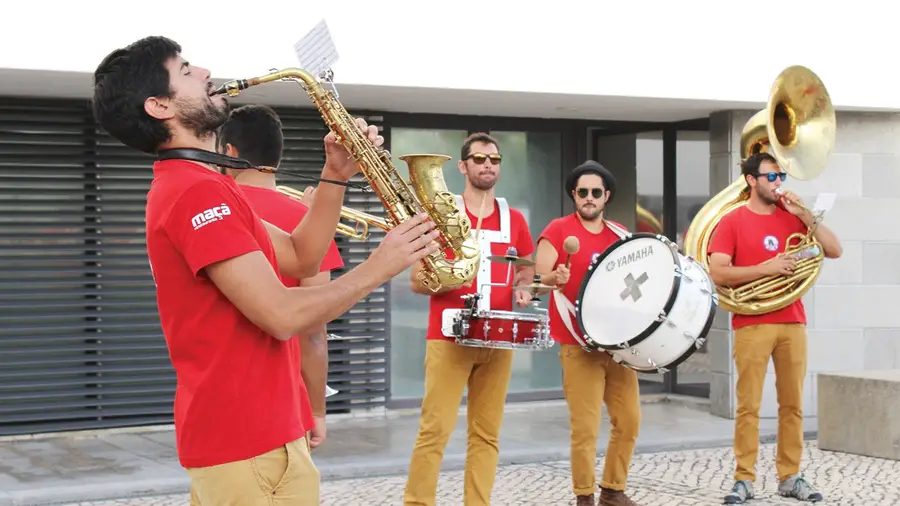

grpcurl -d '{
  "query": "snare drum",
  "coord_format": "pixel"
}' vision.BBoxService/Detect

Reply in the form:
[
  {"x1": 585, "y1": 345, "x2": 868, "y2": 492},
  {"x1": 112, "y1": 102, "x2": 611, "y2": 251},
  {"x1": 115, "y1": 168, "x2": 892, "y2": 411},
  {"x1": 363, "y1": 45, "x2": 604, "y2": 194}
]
[
  {"x1": 442, "y1": 306, "x2": 553, "y2": 350},
  {"x1": 574, "y1": 233, "x2": 717, "y2": 373}
]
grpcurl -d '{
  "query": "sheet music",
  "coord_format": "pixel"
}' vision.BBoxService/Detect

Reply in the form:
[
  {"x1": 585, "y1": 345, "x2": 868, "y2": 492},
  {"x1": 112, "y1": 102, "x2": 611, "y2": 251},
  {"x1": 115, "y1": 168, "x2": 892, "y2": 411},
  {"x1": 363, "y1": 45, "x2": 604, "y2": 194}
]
[
  {"x1": 813, "y1": 192, "x2": 836, "y2": 214},
  {"x1": 293, "y1": 19, "x2": 339, "y2": 78}
]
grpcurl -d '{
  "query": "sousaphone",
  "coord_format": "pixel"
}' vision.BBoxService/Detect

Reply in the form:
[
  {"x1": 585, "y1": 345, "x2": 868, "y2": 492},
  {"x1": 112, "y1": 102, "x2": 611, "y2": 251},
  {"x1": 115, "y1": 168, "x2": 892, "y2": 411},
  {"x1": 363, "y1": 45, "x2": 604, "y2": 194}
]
[{"x1": 683, "y1": 65, "x2": 836, "y2": 315}]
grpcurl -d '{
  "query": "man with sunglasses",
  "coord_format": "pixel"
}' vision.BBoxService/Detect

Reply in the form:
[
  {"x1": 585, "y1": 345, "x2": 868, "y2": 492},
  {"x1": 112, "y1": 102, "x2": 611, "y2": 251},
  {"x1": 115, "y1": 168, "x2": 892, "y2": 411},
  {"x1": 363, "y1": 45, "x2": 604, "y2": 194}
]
[
  {"x1": 404, "y1": 132, "x2": 535, "y2": 506},
  {"x1": 534, "y1": 160, "x2": 642, "y2": 506},
  {"x1": 708, "y1": 152, "x2": 842, "y2": 504}
]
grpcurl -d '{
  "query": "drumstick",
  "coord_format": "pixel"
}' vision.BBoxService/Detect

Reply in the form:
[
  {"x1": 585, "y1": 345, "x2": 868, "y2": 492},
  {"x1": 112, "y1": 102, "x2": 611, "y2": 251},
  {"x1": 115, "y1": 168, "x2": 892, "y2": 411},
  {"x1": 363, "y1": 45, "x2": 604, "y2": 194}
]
[
  {"x1": 563, "y1": 236, "x2": 580, "y2": 267},
  {"x1": 474, "y1": 193, "x2": 488, "y2": 235}
]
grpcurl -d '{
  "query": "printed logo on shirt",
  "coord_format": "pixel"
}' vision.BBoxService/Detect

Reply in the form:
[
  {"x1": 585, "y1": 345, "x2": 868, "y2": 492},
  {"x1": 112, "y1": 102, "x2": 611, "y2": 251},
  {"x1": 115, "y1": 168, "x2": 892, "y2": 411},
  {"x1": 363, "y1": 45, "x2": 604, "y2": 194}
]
[
  {"x1": 763, "y1": 234, "x2": 779, "y2": 252},
  {"x1": 191, "y1": 203, "x2": 232, "y2": 231}
]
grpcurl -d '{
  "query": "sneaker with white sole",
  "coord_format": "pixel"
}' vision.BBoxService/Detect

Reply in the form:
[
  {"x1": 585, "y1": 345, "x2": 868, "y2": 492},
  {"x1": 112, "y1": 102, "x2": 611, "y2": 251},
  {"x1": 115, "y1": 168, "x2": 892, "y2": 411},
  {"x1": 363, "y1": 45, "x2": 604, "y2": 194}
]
[
  {"x1": 778, "y1": 474, "x2": 823, "y2": 502},
  {"x1": 724, "y1": 480, "x2": 754, "y2": 504}
]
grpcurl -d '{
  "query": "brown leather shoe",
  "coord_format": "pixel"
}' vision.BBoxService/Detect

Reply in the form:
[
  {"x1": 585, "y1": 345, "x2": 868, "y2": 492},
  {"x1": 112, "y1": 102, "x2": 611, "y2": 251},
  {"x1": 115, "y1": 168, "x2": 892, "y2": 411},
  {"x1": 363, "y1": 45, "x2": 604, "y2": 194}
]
[
  {"x1": 575, "y1": 494, "x2": 594, "y2": 506},
  {"x1": 598, "y1": 487, "x2": 639, "y2": 506}
]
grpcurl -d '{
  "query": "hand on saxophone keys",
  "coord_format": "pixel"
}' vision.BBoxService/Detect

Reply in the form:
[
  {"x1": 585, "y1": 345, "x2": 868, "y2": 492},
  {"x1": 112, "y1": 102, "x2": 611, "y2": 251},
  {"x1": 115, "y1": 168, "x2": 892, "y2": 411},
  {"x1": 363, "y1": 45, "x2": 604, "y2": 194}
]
[{"x1": 323, "y1": 116, "x2": 384, "y2": 182}]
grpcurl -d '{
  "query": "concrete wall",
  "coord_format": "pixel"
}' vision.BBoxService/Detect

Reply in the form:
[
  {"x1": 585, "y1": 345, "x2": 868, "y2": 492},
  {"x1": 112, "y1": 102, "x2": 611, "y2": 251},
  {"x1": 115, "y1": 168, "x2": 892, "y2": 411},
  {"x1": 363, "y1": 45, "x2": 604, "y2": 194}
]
[{"x1": 707, "y1": 109, "x2": 900, "y2": 419}]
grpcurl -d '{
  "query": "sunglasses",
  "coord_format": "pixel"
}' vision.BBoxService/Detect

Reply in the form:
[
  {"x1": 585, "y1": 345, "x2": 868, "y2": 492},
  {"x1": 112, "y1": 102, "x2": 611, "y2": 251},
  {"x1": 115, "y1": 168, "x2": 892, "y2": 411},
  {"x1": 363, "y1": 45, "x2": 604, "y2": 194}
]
[
  {"x1": 755, "y1": 172, "x2": 787, "y2": 183},
  {"x1": 466, "y1": 153, "x2": 502, "y2": 165},
  {"x1": 576, "y1": 187, "x2": 605, "y2": 199}
]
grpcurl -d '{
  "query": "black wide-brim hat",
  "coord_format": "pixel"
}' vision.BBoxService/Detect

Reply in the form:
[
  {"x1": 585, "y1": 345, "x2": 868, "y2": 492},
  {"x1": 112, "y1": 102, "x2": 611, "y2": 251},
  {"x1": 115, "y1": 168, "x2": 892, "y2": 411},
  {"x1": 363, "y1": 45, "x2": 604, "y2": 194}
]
[{"x1": 564, "y1": 160, "x2": 617, "y2": 204}]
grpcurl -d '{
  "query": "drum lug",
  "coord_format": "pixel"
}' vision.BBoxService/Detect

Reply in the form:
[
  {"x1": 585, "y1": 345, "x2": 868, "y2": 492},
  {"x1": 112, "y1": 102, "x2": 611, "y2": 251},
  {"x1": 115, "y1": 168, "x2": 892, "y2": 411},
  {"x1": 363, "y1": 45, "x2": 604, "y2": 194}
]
[
  {"x1": 512, "y1": 322, "x2": 518, "y2": 341},
  {"x1": 483, "y1": 320, "x2": 490, "y2": 337},
  {"x1": 647, "y1": 358, "x2": 669, "y2": 374},
  {"x1": 694, "y1": 336, "x2": 706, "y2": 349},
  {"x1": 656, "y1": 311, "x2": 667, "y2": 323}
]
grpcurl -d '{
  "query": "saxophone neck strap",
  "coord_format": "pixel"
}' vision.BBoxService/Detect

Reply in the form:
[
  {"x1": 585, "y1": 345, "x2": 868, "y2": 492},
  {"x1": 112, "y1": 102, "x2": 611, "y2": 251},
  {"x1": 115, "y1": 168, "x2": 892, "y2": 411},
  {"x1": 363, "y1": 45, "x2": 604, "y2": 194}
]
[
  {"x1": 156, "y1": 148, "x2": 369, "y2": 191},
  {"x1": 158, "y1": 148, "x2": 255, "y2": 169}
]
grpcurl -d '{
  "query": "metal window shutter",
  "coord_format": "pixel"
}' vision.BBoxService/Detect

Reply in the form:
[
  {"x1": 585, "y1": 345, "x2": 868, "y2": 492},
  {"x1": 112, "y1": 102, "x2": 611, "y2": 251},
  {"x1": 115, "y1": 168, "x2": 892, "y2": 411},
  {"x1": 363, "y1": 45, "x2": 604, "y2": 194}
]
[
  {"x1": 0, "y1": 98, "x2": 390, "y2": 437},
  {"x1": 0, "y1": 98, "x2": 175, "y2": 436},
  {"x1": 271, "y1": 107, "x2": 390, "y2": 414}
]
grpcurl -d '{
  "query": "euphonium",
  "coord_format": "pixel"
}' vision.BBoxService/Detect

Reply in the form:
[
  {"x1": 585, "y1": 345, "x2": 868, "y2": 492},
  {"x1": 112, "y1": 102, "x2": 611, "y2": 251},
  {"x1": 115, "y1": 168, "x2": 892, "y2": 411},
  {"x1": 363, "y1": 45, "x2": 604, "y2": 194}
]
[
  {"x1": 275, "y1": 184, "x2": 390, "y2": 241},
  {"x1": 213, "y1": 68, "x2": 480, "y2": 292},
  {"x1": 683, "y1": 65, "x2": 836, "y2": 315}
]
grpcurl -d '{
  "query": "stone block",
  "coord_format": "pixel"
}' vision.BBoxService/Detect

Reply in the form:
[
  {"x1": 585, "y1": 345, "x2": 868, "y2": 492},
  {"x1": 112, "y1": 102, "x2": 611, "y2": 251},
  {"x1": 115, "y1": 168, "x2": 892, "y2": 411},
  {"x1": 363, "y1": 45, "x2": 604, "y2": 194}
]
[
  {"x1": 833, "y1": 112, "x2": 900, "y2": 155},
  {"x1": 862, "y1": 154, "x2": 900, "y2": 198},
  {"x1": 786, "y1": 152, "x2": 863, "y2": 198},
  {"x1": 864, "y1": 329, "x2": 900, "y2": 369},
  {"x1": 815, "y1": 286, "x2": 900, "y2": 329},
  {"x1": 818, "y1": 370, "x2": 900, "y2": 460},
  {"x1": 815, "y1": 241, "x2": 862, "y2": 285},
  {"x1": 807, "y1": 330, "x2": 865, "y2": 373},
  {"x1": 863, "y1": 242, "x2": 900, "y2": 285}
]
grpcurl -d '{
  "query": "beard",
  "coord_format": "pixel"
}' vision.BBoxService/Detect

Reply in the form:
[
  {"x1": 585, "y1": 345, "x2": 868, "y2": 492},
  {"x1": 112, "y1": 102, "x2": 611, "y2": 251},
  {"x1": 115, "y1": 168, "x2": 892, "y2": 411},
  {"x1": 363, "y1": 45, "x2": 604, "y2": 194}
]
[
  {"x1": 577, "y1": 203, "x2": 602, "y2": 221},
  {"x1": 175, "y1": 95, "x2": 230, "y2": 140},
  {"x1": 467, "y1": 170, "x2": 497, "y2": 191},
  {"x1": 756, "y1": 185, "x2": 779, "y2": 205}
]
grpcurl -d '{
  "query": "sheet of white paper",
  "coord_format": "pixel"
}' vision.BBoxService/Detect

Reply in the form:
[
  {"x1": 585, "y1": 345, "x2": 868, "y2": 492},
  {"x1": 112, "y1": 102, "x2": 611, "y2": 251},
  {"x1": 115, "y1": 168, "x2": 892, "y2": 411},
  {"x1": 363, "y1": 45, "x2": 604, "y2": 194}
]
[
  {"x1": 813, "y1": 192, "x2": 836, "y2": 213},
  {"x1": 325, "y1": 385, "x2": 339, "y2": 398},
  {"x1": 293, "y1": 19, "x2": 339, "y2": 78}
]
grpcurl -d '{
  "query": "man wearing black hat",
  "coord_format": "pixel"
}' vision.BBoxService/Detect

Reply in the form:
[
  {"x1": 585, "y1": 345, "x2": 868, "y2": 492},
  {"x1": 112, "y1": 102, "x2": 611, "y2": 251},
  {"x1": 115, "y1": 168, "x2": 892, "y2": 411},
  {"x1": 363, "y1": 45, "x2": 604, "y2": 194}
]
[{"x1": 534, "y1": 161, "x2": 642, "y2": 506}]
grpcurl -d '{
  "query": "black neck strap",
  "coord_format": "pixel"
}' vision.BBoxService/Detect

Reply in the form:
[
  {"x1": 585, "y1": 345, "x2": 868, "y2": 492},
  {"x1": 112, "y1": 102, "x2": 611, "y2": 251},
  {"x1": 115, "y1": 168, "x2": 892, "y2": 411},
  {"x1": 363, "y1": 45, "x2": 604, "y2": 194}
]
[{"x1": 157, "y1": 148, "x2": 256, "y2": 169}]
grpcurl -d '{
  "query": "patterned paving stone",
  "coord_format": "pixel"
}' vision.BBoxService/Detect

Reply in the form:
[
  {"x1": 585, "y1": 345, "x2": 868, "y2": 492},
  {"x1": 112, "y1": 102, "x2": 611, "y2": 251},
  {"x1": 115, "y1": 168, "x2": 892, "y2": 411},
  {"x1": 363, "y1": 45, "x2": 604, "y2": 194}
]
[{"x1": 58, "y1": 441, "x2": 900, "y2": 505}]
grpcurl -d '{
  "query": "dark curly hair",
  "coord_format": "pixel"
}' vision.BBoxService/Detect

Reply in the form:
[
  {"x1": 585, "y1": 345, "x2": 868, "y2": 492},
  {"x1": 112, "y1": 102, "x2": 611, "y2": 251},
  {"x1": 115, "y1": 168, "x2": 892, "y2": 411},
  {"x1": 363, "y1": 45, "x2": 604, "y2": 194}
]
[{"x1": 92, "y1": 36, "x2": 181, "y2": 154}]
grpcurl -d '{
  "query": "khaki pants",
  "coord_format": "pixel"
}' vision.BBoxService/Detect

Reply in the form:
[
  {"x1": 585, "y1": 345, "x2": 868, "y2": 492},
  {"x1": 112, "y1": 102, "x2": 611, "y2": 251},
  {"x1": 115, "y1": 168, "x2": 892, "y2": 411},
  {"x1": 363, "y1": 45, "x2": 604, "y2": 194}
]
[
  {"x1": 733, "y1": 323, "x2": 807, "y2": 482},
  {"x1": 404, "y1": 339, "x2": 515, "y2": 506},
  {"x1": 560, "y1": 344, "x2": 641, "y2": 496},
  {"x1": 188, "y1": 437, "x2": 319, "y2": 506}
]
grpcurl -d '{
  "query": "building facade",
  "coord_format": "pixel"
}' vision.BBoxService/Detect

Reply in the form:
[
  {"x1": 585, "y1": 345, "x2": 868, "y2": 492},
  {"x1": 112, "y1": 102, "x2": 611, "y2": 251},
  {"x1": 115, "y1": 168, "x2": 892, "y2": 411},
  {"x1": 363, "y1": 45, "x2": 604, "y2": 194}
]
[{"x1": 0, "y1": 4, "x2": 896, "y2": 436}]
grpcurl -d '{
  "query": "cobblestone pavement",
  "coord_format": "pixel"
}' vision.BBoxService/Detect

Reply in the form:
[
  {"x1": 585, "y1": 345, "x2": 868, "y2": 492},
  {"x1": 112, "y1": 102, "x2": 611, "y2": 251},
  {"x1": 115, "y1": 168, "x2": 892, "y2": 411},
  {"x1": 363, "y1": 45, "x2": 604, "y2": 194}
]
[{"x1": 59, "y1": 441, "x2": 899, "y2": 505}]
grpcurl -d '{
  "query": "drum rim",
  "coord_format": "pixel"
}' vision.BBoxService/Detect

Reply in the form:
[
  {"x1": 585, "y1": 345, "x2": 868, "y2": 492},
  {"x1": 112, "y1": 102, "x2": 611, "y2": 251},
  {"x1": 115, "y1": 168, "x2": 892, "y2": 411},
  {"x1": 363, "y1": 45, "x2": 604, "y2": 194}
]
[
  {"x1": 613, "y1": 287, "x2": 718, "y2": 373},
  {"x1": 574, "y1": 233, "x2": 682, "y2": 350},
  {"x1": 475, "y1": 309, "x2": 546, "y2": 322}
]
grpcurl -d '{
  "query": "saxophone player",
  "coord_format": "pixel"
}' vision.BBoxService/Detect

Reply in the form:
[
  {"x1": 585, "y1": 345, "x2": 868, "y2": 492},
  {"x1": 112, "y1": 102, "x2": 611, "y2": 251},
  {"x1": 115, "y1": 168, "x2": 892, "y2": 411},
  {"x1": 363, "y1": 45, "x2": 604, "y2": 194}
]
[
  {"x1": 534, "y1": 161, "x2": 642, "y2": 506},
  {"x1": 708, "y1": 152, "x2": 842, "y2": 504},
  {"x1": 404, "y1": 133, "x2": 535, "y2": 506},
  {"x1": 217, "y1": 104, "x2": 345, "y2": 452},
  {"x1": 92, "y1": 36, "x2": 440, "y2": 505}
]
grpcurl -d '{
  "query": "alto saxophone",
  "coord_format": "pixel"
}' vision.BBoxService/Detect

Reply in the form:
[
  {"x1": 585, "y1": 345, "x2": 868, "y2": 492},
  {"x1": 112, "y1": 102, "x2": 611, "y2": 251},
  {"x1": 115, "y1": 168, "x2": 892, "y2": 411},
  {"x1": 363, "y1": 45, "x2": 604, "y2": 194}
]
[{"x1": 211, "y1": 68, "x2": 480, "y2": 292}]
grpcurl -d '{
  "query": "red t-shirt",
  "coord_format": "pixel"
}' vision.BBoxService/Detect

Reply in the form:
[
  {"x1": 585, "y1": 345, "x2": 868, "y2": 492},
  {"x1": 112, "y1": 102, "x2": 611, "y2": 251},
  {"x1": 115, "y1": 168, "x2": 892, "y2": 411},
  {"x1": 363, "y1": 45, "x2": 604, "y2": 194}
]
[
  {"x1": 538, "y1": 214, "x2": 626, "y2": 346},
  {"x1": 239, "y1": 185, "x2": 345, "y2": 279},
  {"x1": 707, "y1": 205, "x2": 808, "y2": 330},
  {"x1": 425, "y1": 199, "x2": 534, "y2": 340},
  {"x1": 145, "y1": 159, "x2": 308, "y2": 468},
  {"x1": 238, "y1": 185, "x2": 346, "y2": 432}
]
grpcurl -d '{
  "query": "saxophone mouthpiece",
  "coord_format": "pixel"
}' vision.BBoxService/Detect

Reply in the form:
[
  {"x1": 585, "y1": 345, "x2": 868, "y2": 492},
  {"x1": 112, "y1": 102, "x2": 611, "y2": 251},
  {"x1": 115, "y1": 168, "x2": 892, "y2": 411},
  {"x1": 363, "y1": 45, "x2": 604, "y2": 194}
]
[{"x1": 209, "y1": 79, "x2": 247, "y2": 97}]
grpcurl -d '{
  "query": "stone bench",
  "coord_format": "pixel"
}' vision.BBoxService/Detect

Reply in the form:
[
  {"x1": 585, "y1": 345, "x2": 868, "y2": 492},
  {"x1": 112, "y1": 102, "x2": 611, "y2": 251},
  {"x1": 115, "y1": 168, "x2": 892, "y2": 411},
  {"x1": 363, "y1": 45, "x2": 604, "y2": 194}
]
[{"x1": 818, "y1": 370, "x2": 900, "y2": 461}]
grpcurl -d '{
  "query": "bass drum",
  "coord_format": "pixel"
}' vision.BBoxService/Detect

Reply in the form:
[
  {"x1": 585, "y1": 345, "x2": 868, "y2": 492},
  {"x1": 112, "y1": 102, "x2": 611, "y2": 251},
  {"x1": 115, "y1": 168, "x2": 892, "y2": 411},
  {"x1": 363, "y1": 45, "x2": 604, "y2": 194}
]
[{"x1": 574, "y1": 233, "x2": 717, "y2": 374}]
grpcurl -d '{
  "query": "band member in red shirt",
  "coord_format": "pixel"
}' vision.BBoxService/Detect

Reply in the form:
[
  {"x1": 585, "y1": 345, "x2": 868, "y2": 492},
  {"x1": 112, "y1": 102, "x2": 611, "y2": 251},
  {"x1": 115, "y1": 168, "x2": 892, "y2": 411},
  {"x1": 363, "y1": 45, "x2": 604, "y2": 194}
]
[
  {"x1": 92, "y1": 36, "x2": 439, "y2": 505},
  {"x1": 217, "y1": 104, "x2": 345, "y2": 451},
  {"x1": 403, "y1": 133, "x2": 535, "y2": 506},
  {"x1": 708, "y1": 152, "x2": 842, "y2": 504},
  {"x1": 535, "y1": 161, "x2": 642, "y2": 506}
]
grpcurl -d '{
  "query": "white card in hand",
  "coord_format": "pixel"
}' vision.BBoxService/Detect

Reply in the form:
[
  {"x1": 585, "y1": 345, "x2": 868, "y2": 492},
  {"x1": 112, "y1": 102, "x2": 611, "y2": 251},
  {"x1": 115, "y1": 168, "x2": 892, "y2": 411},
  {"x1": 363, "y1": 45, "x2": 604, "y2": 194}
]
[
  {"x1": 813, "y1": 192, "x2": 836, "y2": 213},
  {"x1": 293, "y1": 19, "x2": 339, "y2": 78}
]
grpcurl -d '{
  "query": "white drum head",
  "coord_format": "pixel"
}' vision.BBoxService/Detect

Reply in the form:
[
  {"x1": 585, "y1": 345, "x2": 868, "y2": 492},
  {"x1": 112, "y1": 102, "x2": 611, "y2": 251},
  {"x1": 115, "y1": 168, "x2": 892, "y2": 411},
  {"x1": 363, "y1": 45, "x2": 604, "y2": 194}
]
[{"x1": 576, "y1": 234, "x2": 679, "y2": 347}]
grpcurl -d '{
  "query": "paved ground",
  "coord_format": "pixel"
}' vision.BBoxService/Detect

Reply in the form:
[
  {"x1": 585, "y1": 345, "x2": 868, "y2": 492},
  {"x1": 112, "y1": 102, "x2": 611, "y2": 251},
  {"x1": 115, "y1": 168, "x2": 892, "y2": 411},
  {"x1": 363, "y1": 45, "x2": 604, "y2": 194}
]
[{"x1": 55, "y1": 441, "x2": 899, "y2": 506}]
